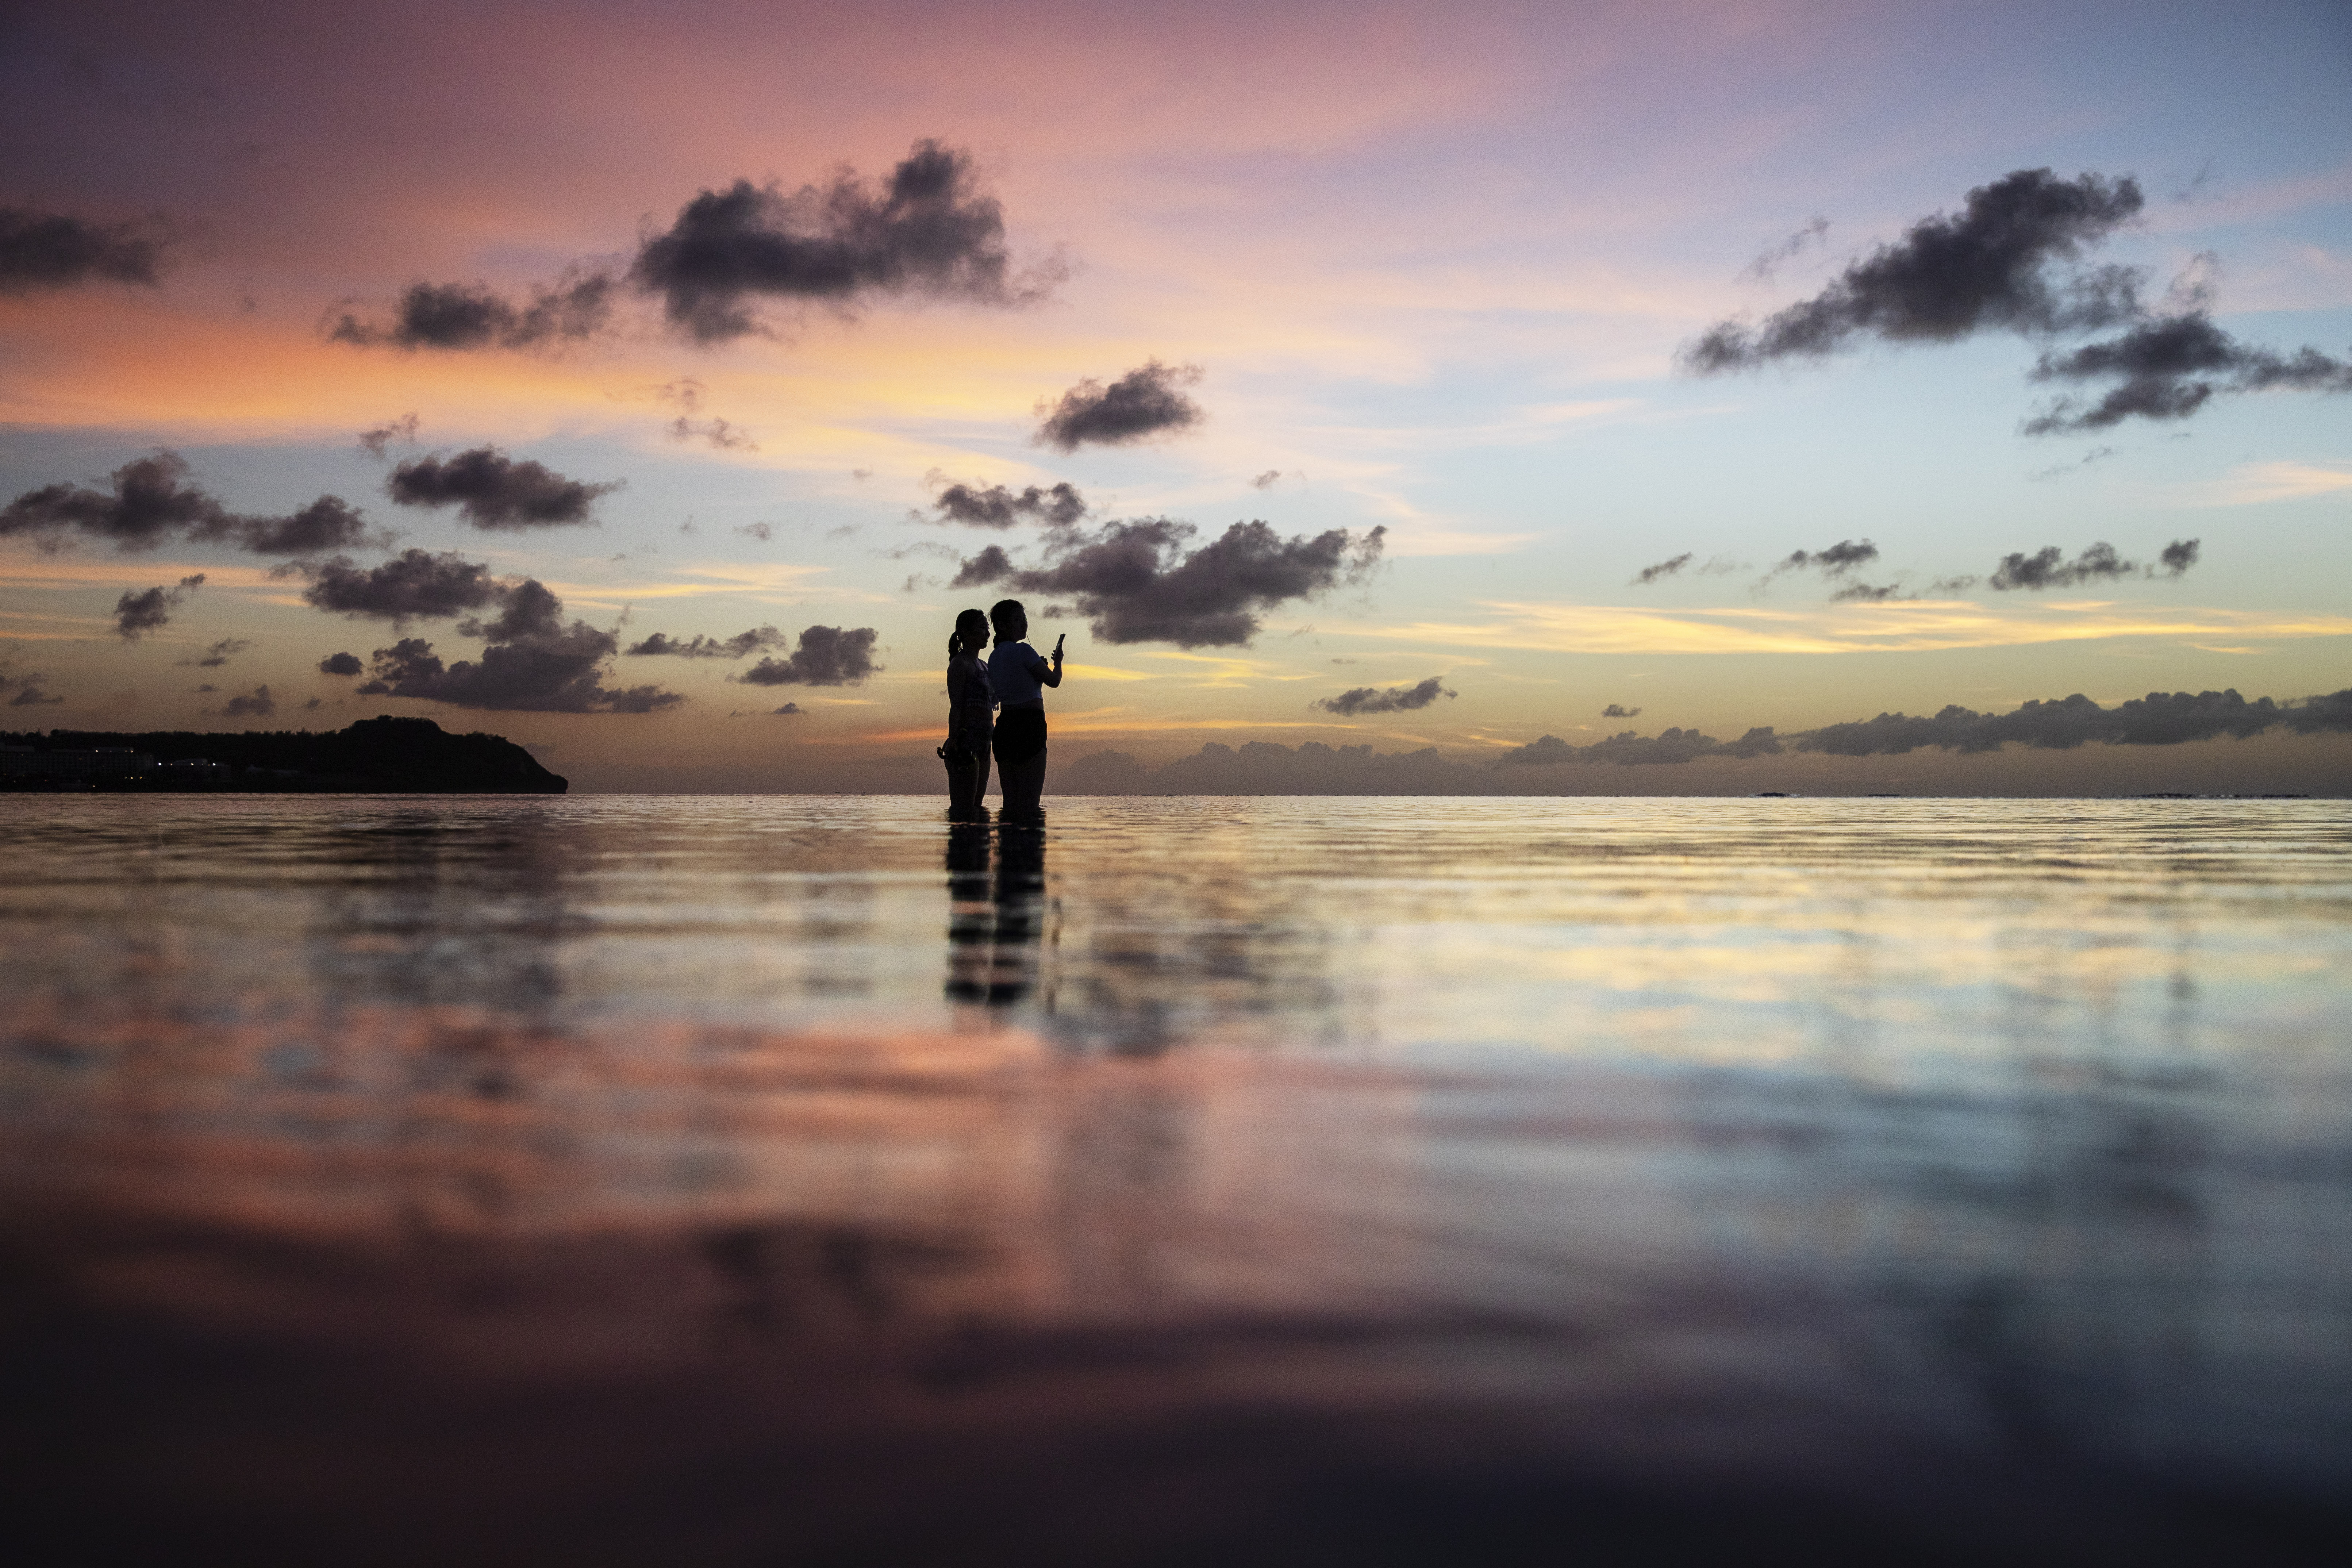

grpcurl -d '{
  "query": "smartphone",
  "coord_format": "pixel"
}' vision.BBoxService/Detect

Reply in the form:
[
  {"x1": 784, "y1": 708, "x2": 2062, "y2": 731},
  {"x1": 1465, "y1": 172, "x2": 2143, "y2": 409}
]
[{"x1": 1053, "y1": 633, "x2": 1065, "y2": 658}]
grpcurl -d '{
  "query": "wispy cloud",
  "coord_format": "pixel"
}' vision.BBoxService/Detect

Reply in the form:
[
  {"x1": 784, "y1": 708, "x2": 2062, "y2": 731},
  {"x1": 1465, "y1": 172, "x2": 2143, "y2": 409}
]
[
  {"x1": 538, "y1": 561, "x2": 844, "y2": 611},
  {"x1": 1367, "y1": 599, "x2": 2352, "y2": 656},
  {"x1": 2169, "y1": 460, "x2": 2352, "y2": 507}
]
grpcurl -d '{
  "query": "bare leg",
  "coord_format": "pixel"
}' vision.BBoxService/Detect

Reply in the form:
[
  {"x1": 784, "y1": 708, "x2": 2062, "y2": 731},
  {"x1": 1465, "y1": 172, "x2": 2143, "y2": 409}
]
[{"x1": 948, "y1": 748, "x2": 991, "y2": 817}]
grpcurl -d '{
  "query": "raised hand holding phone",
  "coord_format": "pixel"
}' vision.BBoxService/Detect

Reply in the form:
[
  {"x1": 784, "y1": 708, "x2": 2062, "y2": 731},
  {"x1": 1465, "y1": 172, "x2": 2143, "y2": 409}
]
[{"x1": 1052, "y1": 633, "x2": 1065, "y2": 661}]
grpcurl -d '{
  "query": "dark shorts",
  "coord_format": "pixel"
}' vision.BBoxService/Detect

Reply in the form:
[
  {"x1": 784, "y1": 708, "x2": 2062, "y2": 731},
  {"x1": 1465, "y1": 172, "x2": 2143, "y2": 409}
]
[{"x1": 993, "y1": 707, "x2": 1047, "y2": 768}]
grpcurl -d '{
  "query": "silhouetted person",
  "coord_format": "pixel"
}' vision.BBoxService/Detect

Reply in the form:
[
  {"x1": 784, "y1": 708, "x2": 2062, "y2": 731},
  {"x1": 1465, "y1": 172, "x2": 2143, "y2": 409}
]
[
  {"x1": 986, "y1": 599, "x2": 1061, "y2": 822},
  {"x1": 941, "y1": 607, "x2": 994, "y2": 819}
]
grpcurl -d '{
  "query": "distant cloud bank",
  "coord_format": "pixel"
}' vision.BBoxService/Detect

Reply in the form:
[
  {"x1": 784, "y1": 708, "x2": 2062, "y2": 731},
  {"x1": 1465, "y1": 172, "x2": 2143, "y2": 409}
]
[{"x1": 1057, "y1": 685, "x2": 2352, "y2": 794}]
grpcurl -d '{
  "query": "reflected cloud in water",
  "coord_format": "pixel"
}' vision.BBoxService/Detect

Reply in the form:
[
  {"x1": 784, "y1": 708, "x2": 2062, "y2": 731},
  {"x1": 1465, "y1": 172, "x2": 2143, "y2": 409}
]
[{"x1": 2, "y1": 795, "x2": 2349, "y2": 1562}]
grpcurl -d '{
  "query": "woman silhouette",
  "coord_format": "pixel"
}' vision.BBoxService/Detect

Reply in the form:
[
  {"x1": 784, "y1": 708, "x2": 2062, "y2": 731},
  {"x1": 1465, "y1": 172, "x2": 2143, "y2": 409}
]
[
  {"x1": 985, "y1": 599, "x2": 1062, "y2": 820},
  {"x1": 942, "y1": 608, "x2": 995, "y2": 819}
]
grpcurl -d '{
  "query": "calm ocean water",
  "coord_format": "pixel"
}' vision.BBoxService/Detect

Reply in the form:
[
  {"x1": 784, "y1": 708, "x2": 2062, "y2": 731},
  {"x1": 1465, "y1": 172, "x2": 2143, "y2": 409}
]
[{"x1": 5, "y1": 795, "x2": 2349, "y2": 1564}]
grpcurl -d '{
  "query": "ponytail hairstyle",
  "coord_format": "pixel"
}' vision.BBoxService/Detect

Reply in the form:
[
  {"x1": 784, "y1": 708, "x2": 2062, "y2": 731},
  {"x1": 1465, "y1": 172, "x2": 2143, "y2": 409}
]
[{"x1": 950, "y1": 607, "x2": 990, "y2": 657}]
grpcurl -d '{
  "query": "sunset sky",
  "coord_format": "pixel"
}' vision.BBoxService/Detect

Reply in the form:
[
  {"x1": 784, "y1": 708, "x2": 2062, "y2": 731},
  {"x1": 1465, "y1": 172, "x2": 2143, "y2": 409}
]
[{"x1": 3, "y1": 0, "x2": 2348, "y2": 792}]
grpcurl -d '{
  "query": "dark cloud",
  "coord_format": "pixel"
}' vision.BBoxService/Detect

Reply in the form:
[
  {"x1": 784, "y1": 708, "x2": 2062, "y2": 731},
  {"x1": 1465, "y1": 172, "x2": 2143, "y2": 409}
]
[
  {"x1": 735, "y1": 626, "x2": 881, "y2": 686},
  {"x1": 327, "y1": 270, "x2": 614, "y2": 350},
  {"x1": 737, "y1": 522, "x2": 773, "y2": 541},
  {"x1": 318, "y1": 651, "x2": 364, "y2": 676},
  {"x1": 1684, "y1": 169, "x2": 2145, "y2": 371},
  {"x1": 950, "y1": 543, "x2": 1016, "y2": 589},
  {"x1": 2023, "y1": 311, "x2": 2352, "y2": 434},
  {"x1": 1688, "y1": 176, "x2": 2348, "y2": 433},
  {"x1": 219, "y1": 685, "x2": 276, "y2": 719},
  {"x1": 624, "y1": 626, "x2": 787, "y2": 659},
  {"x1": 928, "y1": 479, "x2": 1087, "y2": 529},
  {"x1": 1632, "y1": 553, "x2": 1692, "y2": 585},
  {"x1": 113, "y1": 573, "x2": 204, "y2": 639},
  {"x1": 630, "y1": 140, "x2": 1051, "y2": 343},
  {"x1": 179, "y1": 637, "x2": 251, "y2": 668},
  {"x1": 358, "y1": 413, "x2": 420, "y2": 458},
  {"x1": 456, "y1": 577, "x2": 566, "y2": 643},
  {"x1": 1312, "y1": 676, "x2": 1455, "y2": 716},
  {"x1": 350, "y1": 579, "x2": 683, "y2": 713},
  {"x1": 1494, "y1": 726, "x2": 1784, "y2": 766},
  {"x1": 293, "y1": 547, "x2": 508, "y2": 622},
  {"x1": 2, "y1": 458, "x2": 193, "y2": 551},
  {"x1": 1, "y1": 655, "x2": 64, "y2": 707},
  {"x1": 0, "y1": 206, "x2": 172, "y2": 293},
  {"x1": 2279, "y1": 690, "x2": 2352, "y2": 736},
  {"x1": 771, "y1": 703, "x2": 804, "y2": 716},
  {"x1": 0, "y1": 451, "x2": 381, "y2": 555},
  {"x1": 1, "y1": 453, "x2": 220, "y2": 549},
  {"x1": 1829, "y1": 581, "x2": 1904, "y2": 603},
  {"x1": 239, "y1": 496, "x2": 382, "y2": 554},
  {"x1": 954, "y1": 516, "x2": 1384, "y2": 647},
  {"x1": 1795, "y1": 688, "x2": 2345, "y2": 756},
  {"x1": 1768, "y1": 539, "x2": 1879, "y2": 579},
  {"x1": 1035, "y1": 360, "x2": 1204, "y2": 452},
  {"x1": 1988, "y1": 539, "x2": 2198, "y2": 590},
  {"x1": 1602, "y1": 704, "x2": 1641, "y2": 718},
  {"x1": 387, "y1": 447, "x2": 620, "y2": 530},
  {"x1": 1250, "y1": 470, "x2": 1284, "y2": 491}
]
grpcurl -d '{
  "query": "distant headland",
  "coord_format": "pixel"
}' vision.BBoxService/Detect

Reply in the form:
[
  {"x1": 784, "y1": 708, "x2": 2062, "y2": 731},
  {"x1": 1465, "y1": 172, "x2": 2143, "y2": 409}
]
[{"x1": 0, "y1": 716, "x2": 566, "y2": 794}]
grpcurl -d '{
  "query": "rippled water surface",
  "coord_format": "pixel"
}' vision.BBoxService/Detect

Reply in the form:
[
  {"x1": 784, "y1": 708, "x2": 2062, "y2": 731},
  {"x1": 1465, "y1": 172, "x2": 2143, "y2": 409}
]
[{"x1": 5, "y1": 795, "x2": 2349, "y2": 1565}]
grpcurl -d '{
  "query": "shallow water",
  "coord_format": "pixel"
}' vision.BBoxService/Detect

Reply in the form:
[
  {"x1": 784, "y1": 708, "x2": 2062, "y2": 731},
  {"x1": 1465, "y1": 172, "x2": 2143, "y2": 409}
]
[{"x1": 4, "y1": 795, "x2": 2350, "y2": 1564}]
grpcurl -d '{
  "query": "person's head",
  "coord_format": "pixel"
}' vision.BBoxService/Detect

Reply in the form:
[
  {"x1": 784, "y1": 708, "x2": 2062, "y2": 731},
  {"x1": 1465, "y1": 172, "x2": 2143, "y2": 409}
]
[
  {"x1": 952, "y1": 607, "x2": 990, "y2": 655},
  {"x1": 989, "y1": 599, "x2": 1027, "y2": 645}
]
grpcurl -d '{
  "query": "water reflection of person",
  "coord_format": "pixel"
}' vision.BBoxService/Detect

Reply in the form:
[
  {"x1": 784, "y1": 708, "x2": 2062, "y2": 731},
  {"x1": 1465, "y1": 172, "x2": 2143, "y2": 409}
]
[
  {"x1": 985, "y1": 599, "x2": 1061, "y2": 822},
  {"x1": 942, "y1": 608, "x2": 995, "y2": 820},
  {"x1": 941, "y1": 821, "x2": 1048, "y2": 1007},
  {"x1": 942, "y1": 822, "x2": 994, "y2": 1003}
]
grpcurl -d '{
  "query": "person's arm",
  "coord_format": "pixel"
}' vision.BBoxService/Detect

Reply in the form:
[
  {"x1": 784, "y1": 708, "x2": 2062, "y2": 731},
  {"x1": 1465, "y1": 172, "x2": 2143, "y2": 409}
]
[{"x1": 1037, "y1": 637, "x2": 1063, "y2": 689}]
